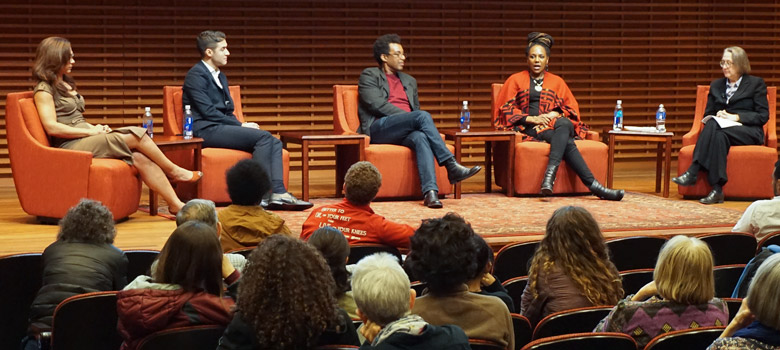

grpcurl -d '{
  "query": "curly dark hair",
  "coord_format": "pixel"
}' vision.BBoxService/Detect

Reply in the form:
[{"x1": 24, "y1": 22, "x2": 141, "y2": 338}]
[
  {"x1": 57, "y1": 199, "x2": 116, "y2": 244},
  {"x1": 344, "y1": 161, "x2": 382, "y2": 206},
  {"x1": 406, "y1": 213, "x2": 478, "y2": 294},
  {"x1": 308, "y1": 226, "x2": 351, "y2": 296},
  {"x1": 527, "y1": 206, "x2": 623, "y2": 306},
  {"x1": 226, "y1": 159, "x2": 271, "y2": 206},
  {"x1": 154, "y1": 221, "x2": 224, "y2": 296},
  {"x1": 237, "y1": 235, "x2": 340, "y2": 350},
  {"x1": 470, "y1": 234, "x2": 493, "y2": 280},
  {"x1": 373, "y1": 34, "x2": 402, "y2": 65}
]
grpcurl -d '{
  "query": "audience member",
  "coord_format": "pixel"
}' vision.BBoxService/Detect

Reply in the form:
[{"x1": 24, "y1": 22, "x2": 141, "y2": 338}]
[
  {"x1": 708, "y1": 254, "x2": 780, "y2": 350},
  {"x1": 521, "y1": 206, "x2": 623, "y2": 325},
  {"x1": 406, "y1": 213, "x2": 514, "y2": 349},
  {"x1": 219, "y1": 159, "x2": 292, "y2": 252},
  {"x1": 352, "y1": 253, "x2": 470, "y2": 350},
  {"x1": 595, "y1": 235, "x2": 728, "y2": 348},
  {"x1": 301, "y1": 161, "x2": 415, "y2": 248},
  {"x1": 732, "y1": 161, "x2": 780, "y2": 240},
  {"x1": 117, "y1": 221, "x2": 236, "y2": 350},
  {"x1": 24, "y1": 199, "x2": 127, "y2": 350},
  {"x1": 308, "y1": 226, "x2": 358, "y2": 319},
  {"x1": 468, "y1": 234, "x2": 515, "y2": 312},
  {"x1": 217, "y1": 235, "x2": 359, "y2": 349}
]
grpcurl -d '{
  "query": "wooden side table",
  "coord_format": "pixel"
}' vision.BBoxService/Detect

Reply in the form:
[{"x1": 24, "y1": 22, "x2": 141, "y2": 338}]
[
  {"x1": 150, "y1": 136, "x2": 204, "y2": 215},
  {"x1": 279, "y1": 131, "x2": 367, "y2": 201},
  {"x1": 607, "y1": 130, "x2": 674, "y2": 197},
  {"x1": 441, "y1": 128, "x2": 516, "y2": 199}
]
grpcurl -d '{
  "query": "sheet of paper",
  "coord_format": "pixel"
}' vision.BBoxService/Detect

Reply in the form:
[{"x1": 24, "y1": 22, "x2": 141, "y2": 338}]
[{"x1": 702, "y1": 115, "x2": 742, "y2": 128}]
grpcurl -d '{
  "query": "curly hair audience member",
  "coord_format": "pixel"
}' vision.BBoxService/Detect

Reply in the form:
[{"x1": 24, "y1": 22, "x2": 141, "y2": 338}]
[
  {"x1": 217, "y1": 234, "x2": 359, "y2": 350},
  {"x1": 708, "y1": 253, "x2": 780, "y2": 350},
  {"x1": 24, "y1": 199, "x2": 127, "y2": 350},
  {"x1": 407, "y1": 213, "x2": 514, "y2": 349},
  {"x1": 352, "y1": 253, "x2": 470, "y2": 350},
  {"x1": 595, "y1": 235, "x2": 728, "y2": 348},
  {"x1": 468, "y1": 234, "x2": 515, "y2": 312},
  {"x1": 301, "y1": 161, "x2": 415, "y2": 249},
  {"x1": 117, "y1": 221, "x2": 237, "y2": 350},
  {"x1": 218, "y1": 159, "x2": 292, "y2": 252},
  {"x1": 308, "y1": 226, "x2": 358, "y2": 319},
  {"x1": 521, "y1": 206, "x2": 623, "y2": 325}
]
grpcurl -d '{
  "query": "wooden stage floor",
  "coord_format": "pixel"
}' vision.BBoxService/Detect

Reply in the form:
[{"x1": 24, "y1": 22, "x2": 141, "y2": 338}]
[{"x1": 0, "y1": 161, "x2": 752, "y2": 256}]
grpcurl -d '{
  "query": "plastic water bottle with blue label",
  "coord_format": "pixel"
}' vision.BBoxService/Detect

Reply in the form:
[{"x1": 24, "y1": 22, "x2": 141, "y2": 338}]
[
  {"x1": 613, "y1": 100, "x2": 623, "y2": 130},
  {"x1": 459, "y1": 101, "x2": 470, "y2": 132},
  {"x1": 183, "y1": 105, "x2": 193, "y2": 139},
  {"x1": 142, "y1": 106, "x2": 154, "y2": 138},
  {"x1": 655, "y1": 104, "x2": 666, "y2": 132}
]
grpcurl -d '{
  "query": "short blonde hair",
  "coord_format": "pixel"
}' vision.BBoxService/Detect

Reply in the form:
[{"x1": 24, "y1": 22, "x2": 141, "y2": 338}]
[
  {"x1": 747, "y1": 254, "x2": 780, "y2": 330},
  {"x1": 725, "y1": 46, "x2": 751, "y2": 75},
  {"x1": 654, "y1": 235, "x2": 714, "y2": 304}
]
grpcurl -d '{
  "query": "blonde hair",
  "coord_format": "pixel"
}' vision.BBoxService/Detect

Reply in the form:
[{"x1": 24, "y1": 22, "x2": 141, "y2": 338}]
[
  {"x1": 746, "y1": 254, "x2": 780, "y2": 330},
  {"x1": 654, "y1": 235, "x2": 715, "y2": 304},
  {"x1": 725, "y1": 46, "x2": 751, "y2": 75}
]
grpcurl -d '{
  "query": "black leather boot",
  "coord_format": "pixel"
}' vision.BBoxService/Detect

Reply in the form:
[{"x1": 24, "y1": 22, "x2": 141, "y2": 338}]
[
  {"x1": 540, "y1": 164, "x2": 559, "y2": 196},
  {"x1": 423, "y1": 190, "x2": 443, "y2": 208},
  {"x1": 444, "y1": 159, "x2": 482, "y2": 184},
  {"x1": 589, "y1": 180, "x2": 625, "y2": 201}
]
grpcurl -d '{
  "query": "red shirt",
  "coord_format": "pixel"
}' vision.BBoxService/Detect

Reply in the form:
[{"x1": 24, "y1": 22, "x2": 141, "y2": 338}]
[
  {"x1": 300, "y1": 199, "x2": 415, "y2": 249},
  {"x1": 386, "y1": 73, "x2": 411, "y2": 112}
]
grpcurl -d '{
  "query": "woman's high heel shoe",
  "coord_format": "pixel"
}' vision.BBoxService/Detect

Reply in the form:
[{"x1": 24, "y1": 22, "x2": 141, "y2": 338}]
[{"x1": 172, "y1": 171, "x2": 202, "y2": 183}]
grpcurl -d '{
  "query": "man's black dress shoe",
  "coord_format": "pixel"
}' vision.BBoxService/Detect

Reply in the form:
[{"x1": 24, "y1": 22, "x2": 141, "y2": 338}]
[
  {"x1": 672, "y1": 171, "x2": 697, "y2": 186},
  {"x1": 445, "y1": 159, "x2": 482, "y2": 184},
  {"x1": 423, "y1": 190, "x2": 443, "y2": 208},
  {"x1": 700, "y1": 189, "x2": 724, "y2": 204}
]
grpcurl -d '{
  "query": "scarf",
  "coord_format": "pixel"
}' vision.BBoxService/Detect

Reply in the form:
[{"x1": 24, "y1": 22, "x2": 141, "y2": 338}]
[
  {"x1": 733, "y1": 321, "x2": 780, "y2": 346},
  {"x1": 371, "y1": 314, "x2": 428, "y2": 346}
]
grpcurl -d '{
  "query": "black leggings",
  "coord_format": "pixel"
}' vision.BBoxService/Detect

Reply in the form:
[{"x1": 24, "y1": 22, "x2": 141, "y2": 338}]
[{"x1": 534, "y1": 118, "x2": 595, "y2": 187}]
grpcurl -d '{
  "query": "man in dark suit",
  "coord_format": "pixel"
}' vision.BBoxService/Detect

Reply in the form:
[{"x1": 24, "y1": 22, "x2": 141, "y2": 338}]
[
  {"x1": 182, "y1": 30, "x2": 311, "y2": 210},
  {"x1": 358, "y1": 34, "x2": 481, "y2": 208}
]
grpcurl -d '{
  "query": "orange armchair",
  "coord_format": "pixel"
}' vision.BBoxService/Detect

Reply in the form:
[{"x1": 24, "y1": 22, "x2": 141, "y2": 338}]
[
  {"x1": 333, "y1": 85, "x2": 452, "y2": 199},
  {"x1": 162, "y1": 86, "x2": 289, "y2": 204},
  {"x1": 6, "y1": 92, "x2": 141, "y2": 220},
  {"x1": 490, "y1": 83, "x2": 607, "y2": 195},
  {"x1": 677, "y1": 85, "x2": 777, "y2": 199}
]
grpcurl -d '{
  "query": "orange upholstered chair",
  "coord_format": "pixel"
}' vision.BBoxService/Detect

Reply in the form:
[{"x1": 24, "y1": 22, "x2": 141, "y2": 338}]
[
  {"x1": 6, "y1": 91, "x2": 141, "y2": 220},
  {"x1": 490, "y1": 83, "x2": 608, "y2": 195},
  {"x1": 677, "y1": 85, "x2": 777, "y2": 199},
  {"x1": 162, "y1": 86, "x2": 289, "y2": 203},
  {"x1": 332, "y1": 85, "x2": 452, "y2": 199}
]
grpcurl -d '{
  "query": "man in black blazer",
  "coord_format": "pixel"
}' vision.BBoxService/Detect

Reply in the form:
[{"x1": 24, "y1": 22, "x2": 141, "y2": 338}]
[
  {"x1": 358, "y1": 34, "x2": 481, "y2": 208},
  {"x1": 673, "y1": 46, "x2": 769, "y2": 204},
  {"x1": 182, "y1": 31, "x2": 311, "y2": 210}
]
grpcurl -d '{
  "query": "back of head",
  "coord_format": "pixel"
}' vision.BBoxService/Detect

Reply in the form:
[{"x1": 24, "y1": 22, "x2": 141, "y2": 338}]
[
  {"x1": 58, "y1": 199, "x2": 116, "y2": 244},
  {"x1": 352, "y1": 253, "x2": 411, "y2": 326},
  {"x1": 308, "y1": 226, "x2": 351, "y2": 295},
  {"x1": 237, "y1": 235, "x2": 338, "y2": 350},
  {"x1": 33, "y1": 36, "x2": 74, "y2": 97},
  {"x1": 226, "y1": 159, "x2": 271, "y2": 206},
  {"x1": 526, "y1": 32, "x2": 554, "y2": 56},
  {"x1": 471, "y1": 234, "x2": 492, "y2": 280},
  {"x1": 747, "y1": 254, "x2": 780, "y2": 330},
  {"x1": 154, "y1": 221, "x2": 223, "y2": 295},
  {"x1": 197, "y1": 30, "x2": 226, "y2": 58},
  {"x1": 344, "y1": 161, "x2": 382, "y2": 206},
  {"x1": 175, "y1": 199, "x2": 218, "y2": 229},
  {"x1": 407, "y1": 213, "x2": 478, "y2": 294},
  {"x1": 654, "y1": 235, "x2": 715, "y2": 304},
  {"x1": 373, "y1": 33, "x2": 402, "y2": 65}
]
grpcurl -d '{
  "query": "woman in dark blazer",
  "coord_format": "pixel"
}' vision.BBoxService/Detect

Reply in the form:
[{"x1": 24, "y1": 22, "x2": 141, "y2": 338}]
[{"x1": 673, "y1": 46, "x2": 769, "y2": 204}]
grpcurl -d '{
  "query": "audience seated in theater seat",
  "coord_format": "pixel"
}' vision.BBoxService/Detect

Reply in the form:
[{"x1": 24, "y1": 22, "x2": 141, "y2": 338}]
[
  {"x1": 308, "y1": 226, "x2": 359, "y2": 319},
  {"x1": 521, "y1": 206, "x2": 623, "y2": 326},
  {"x1": 595, "y1": 235, "x2": 728, "y2": 349},
  {"x1": 732, "y1": 161, "x2": 780, "y2": 241},
  {"x1": 218, "y1": 159, "x2": 292, "y2": 253},
  {"x1": 217, "y1": 235, "x2": 359, "y2": 350},
  {"x1": 468, "y1": 235, "x2": 515, "y2": 312},
  {"x1": 117, "y1": 221, "x2": 237, "y2": 350},
  {"x1": 406, "y1": 213, "x2": 514, "y2": 349}
]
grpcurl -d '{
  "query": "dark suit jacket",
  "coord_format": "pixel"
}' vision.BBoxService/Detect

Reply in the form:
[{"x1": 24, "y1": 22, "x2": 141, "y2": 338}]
[
  {"x1": 357, "y1": 67, "x2": 420, "y2": 136},
  {"x1": 704, "y1": 74, "x2": 769, "y2": 141},
  {"x1": 182, "y1": 61, "x2": 242, "y2": 134}
]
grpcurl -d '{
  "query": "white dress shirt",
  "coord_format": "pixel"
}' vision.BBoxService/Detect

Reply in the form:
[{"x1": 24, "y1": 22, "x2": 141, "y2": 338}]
[{"x1": 202, "y1": 60, "x2": 223, "y2": 89}]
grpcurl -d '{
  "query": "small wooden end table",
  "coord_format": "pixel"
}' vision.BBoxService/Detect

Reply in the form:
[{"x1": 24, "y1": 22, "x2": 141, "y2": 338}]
[
  {"x1": 441, "y1": 128, "x2": 516, "y2": 199},
  {"x1": 279, "y1": 131, "x2": 367, "y2": 201},
  {"x1": 150, "y1": 136, "x2": 204, "y2": 215},
  {"x1": 607, "y1": 130, "x2": 674, "y2": 197}
]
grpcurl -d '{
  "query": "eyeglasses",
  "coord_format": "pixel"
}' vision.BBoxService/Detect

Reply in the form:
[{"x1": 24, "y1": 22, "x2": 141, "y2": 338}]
[{"x1": 720, "y1": 60, "x2": 734, "y2": 68}]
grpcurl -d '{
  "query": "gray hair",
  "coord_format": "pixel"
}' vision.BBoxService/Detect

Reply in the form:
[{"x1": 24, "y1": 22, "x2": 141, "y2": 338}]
[
  {"x1": 351, "y1": 253, "x2": 410, "y2": 326},
  {"x1": 175, "y1": 199, "x2": 218, "y2": 229},
  {"x1": 725, "y1": 46, "x2": 751, "y2": 75},
  {"x1": 747, "y1": 253, "x2": 780, "y2": 329}
]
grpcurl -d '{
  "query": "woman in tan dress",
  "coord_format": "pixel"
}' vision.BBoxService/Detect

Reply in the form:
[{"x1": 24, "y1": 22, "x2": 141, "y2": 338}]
[{"x1": 32, "y1": 37, "x2": 200, "y2": 213}]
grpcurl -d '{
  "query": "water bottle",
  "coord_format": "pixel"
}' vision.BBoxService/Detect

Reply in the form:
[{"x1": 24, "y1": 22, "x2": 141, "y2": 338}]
[
  {"x1": 655, "y1": 104, "x2": 666, "y2": 132},
  {"x1": 613, "y1": 100, "x2": 623, "y2": 131},
  {"x1": 142, "y1": 106, "x2": 154, "y2": 138},
  {"x1": 459, "y1": 101, "x2": 470, "y2": 132},
  {"x1": 183, "y1": 105, "x2": 193, "y2": 139}
]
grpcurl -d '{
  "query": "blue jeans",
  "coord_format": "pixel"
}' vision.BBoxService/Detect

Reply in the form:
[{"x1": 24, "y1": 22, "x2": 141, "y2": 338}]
[{"x1": 369, "y1": 110, "x2": 454, "y2": 194}]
